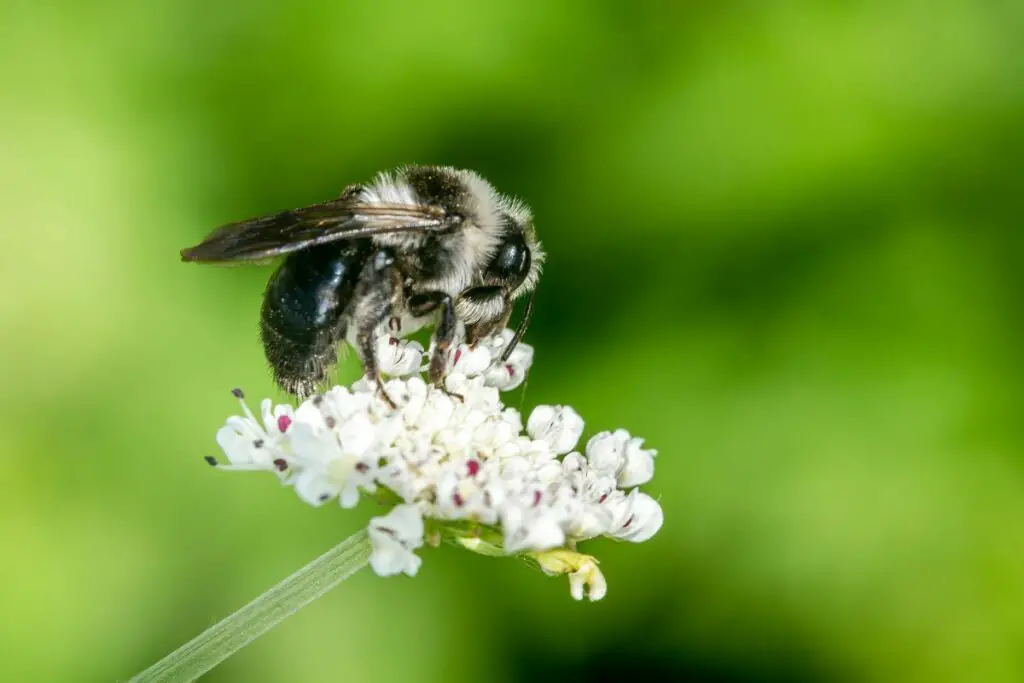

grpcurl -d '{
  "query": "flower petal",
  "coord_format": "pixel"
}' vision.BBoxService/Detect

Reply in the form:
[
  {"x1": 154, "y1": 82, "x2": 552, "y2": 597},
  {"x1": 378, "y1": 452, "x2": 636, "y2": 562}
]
[
  {"x1": 368, "y1": 504, "x2": 425, "y2": 577},
  {"x1": 585, "y1": 430, "x2": 627, "y2": 475},
  {"x1": 569, "y1": 558, "x2": 607, "y2": 601},
  {"x1": 377, "y1": 337, "x2": 425, "y2": 377},
  {"x1": 527, "y1": 405, "x2": 584, "y2": 455},
  {"x1": 618, "y1": 437, "x2": 656, "y2": 488},
  {"x1": 609, "y1": 492, "x2": 663, "y2": 543}
]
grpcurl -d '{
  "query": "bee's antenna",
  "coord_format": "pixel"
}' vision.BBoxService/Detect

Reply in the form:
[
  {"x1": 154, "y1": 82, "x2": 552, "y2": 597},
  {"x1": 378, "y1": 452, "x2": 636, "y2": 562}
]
[{"x1": 501, "y1": 288, "x2": 536, "y2": 362}]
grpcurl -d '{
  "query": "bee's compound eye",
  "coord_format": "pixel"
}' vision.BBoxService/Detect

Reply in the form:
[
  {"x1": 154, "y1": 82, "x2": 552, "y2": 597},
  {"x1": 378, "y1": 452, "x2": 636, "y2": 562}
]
[{"x1": 487, "y1": 232, "x2": 531, "y2": 288}]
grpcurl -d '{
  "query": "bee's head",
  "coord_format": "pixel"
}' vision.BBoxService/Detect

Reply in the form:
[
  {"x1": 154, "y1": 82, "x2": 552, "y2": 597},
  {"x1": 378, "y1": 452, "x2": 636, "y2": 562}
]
[
  {"x1": 402, "y1": 164, "x2": 543, "y2": 299},
  {"x1": 485, "y1": 187, "x2": 544, "y2": 299}
]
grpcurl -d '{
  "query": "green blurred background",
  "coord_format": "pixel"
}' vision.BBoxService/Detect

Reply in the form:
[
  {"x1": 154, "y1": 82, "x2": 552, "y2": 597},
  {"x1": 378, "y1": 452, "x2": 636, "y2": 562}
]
[{"x1": 2, "y1": 1, "x2": 1023, "y2": 681}]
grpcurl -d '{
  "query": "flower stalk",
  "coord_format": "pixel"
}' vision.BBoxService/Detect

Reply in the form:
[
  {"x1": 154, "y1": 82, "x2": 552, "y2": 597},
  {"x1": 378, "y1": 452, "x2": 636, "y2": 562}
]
[{"x1": 129, "y1": 529, "x2": 371, "y2": 683}]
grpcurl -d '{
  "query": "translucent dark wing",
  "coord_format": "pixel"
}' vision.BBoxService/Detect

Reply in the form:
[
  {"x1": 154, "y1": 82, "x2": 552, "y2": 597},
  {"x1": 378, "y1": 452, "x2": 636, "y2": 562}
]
[{"x1": 180, "y1": 199, "x2": 450, "y2": 263}]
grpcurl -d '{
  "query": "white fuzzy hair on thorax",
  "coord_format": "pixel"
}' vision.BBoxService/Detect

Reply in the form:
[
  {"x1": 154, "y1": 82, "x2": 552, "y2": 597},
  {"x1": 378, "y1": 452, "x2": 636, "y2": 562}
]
[{"x1": 356, "y1": 166, "x2": 542, "y2": 299}]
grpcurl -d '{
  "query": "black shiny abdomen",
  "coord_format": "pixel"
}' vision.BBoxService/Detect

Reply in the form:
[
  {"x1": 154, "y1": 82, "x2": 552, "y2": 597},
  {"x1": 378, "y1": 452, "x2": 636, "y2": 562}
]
[{"x1": 260, "y1": 240, "x2": 370, "y2": 395}]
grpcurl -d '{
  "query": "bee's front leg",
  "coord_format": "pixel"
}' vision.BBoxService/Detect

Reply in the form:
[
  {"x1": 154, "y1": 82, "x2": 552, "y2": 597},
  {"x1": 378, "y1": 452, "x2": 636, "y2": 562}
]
[
  {"x1": 427, "y1": 294, "x2": 462, "y2": 400},
  {"x1": 353, "y1": 249, "x2": 399, "y2": 409}
]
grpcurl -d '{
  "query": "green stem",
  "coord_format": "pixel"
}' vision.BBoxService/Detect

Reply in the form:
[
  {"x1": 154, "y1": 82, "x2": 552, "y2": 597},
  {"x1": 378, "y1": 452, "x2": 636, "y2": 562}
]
[{"x1": 129, "y1": 529, "x2": 372, "y2": 683}]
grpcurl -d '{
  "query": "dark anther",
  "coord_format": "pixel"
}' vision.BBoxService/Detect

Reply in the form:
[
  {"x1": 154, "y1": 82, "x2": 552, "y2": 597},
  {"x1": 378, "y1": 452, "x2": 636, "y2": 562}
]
[
  {"x1": 325, "y1": 416, "x2": 337, "y2": 429},
  {"x1": 273, "y1": 458, "x2": 288, "y2": 472},
  {"x1": 231, "y1": 388, "x2": 245, "y2": 399},
  {"x1": 313, "y1": 395, "x2": 324, "y2": 406},
  {"x1": 389, "y1": 336, "x2": 399, "y2": 346},
  {"x1": 203, "y1": 455, "x2": 218, "y2": 467},
  {"x1": 533, "y1": 490, "x2": 542, "y2": 506},
  {"x1": 355, "y1": 462, "x2": 370, "y2": 473},
  {"x1": 453, "y1": 493, "x2": 465, "y2": 507},
  {"x1": 318, "y1": 493, "x2": 331, "y2": 503},
  {"x1": 253, "y1": 439, "x2": 264, "y2": 448},
  {"x1": 466, "y1": 459, "x2": 480, "y2": 476},
  {"x1": 277, "y1": 415, "x2": 292, "y2": 432}
]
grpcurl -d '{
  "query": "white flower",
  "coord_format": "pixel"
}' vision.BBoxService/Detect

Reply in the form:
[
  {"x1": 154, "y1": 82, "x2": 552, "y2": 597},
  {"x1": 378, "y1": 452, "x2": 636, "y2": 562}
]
[
  {"x1": 481, "y1": 330, "x2": 534, "y2": 391},
  {"x1": 585, "y1": 431, "x2": 626, "y2": 474},
  {"x1": 526, "y1": 405, "x2": 584, "y2": 455},
  {"x1": 502, "y1": 505, "x2": 566, "y2": 553},
  {"x1": 288, "y1": 405, "x2": 379, "y2": 507},
  {"x1": 483, "y1": 351, "x2": 532, "y2": 391},
  {"x1": 211, "y1": 390, "x2": 291, "y2": 475},
  {"x1": 618, "y1": 436, "x2": 657, "y2": 488},
  {"x1": 585, "y1": 429, "x2": 657, "y2": 487},
  {"x1": 208, "y1": 329, "x2": 663, "y2": 601},
  {"x1": 447, "y1": 344, "x2": 492, "y2": 376},
  {"x1": 569, "y1": 558, "x2": 607, "y2": 601},
  {"x1": 377, "y1": 336, "x2": 425, "y2": 376},
  {"x1": 368, "y1": 504, "x2": 425, "y2": 577},
  {"x1": 606, "y1": 491, "x2": 664, "y2": 543}
]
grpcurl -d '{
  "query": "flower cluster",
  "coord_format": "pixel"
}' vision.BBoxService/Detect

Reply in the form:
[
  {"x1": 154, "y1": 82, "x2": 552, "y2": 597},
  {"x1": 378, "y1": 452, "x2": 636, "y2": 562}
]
[{"x1": 209, "y1": 330, "x2": 662, "y2": 601}]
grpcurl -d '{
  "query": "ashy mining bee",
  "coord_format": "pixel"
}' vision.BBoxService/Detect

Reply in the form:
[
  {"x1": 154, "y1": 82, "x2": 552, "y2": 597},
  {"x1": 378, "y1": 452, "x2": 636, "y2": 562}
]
[{"x1": 182, "y1": 165, "x2": 543, "y2": 406}]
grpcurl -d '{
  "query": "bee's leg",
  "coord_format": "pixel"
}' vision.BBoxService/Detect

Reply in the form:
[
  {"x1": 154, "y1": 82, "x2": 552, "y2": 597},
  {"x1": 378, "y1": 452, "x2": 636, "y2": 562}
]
[
  {"x1": 352, "y1": 249, "x2": 400, "y2": 409},
  {"x1": 387, "y1": 268, "x2": 406, "y2": 334},
  {"x1": 427, "y1": 294, "x2": 459, "y2": 397},
  {"x1": 405, "y1": 291, "x2": 461, "y2": 399}
]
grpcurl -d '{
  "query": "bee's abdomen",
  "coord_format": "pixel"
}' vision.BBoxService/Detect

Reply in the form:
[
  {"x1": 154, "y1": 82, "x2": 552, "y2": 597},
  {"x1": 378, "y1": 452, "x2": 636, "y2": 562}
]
[{"x1": 260, "y1": 241, "x2": 370, "y2": 396}]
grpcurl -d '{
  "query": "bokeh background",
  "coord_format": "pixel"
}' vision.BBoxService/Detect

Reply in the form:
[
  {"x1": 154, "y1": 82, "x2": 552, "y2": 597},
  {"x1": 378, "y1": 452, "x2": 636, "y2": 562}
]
[{"x1": 2, "y1": 1, "x2": 1023, "y2": 681}]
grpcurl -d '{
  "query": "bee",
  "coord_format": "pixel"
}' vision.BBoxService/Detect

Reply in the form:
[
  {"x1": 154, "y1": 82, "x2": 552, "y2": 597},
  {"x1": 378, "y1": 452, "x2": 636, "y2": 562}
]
[{"x1": 181, "y1": 165, "x2": 543, "y2": 406}]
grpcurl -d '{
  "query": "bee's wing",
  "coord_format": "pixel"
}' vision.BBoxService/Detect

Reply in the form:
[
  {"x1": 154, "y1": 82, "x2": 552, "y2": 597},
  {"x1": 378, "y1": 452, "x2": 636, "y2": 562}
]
[{"x1": 180, "y1": 199, "x2": 451, "y2": 263}]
